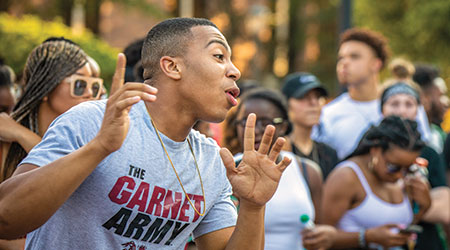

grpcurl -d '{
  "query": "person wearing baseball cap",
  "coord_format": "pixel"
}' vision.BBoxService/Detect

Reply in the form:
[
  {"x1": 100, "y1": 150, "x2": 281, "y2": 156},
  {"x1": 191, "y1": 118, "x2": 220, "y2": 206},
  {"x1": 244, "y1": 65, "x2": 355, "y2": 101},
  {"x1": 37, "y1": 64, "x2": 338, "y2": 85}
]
[
  {"x1": 282, "y1": 72, "x2": 338, "y2": 179},
  {"x1": 282, "y1": 72, "x2": 328, "y2": 100}
]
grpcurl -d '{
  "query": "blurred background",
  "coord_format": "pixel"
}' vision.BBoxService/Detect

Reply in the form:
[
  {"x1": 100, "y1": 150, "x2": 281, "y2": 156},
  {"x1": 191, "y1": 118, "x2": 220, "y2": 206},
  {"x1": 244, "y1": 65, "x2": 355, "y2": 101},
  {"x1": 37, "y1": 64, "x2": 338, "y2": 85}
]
[{"x1": 0, "y1": 0, "x2": 449, "y2": 97}]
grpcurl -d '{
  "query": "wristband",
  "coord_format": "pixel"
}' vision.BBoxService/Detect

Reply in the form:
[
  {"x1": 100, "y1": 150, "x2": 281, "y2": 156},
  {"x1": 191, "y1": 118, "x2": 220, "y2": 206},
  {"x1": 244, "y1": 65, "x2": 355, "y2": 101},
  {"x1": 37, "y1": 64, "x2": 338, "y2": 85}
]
[{"x1": 358, "y1": 229, "x2": 366, "y2": 248}]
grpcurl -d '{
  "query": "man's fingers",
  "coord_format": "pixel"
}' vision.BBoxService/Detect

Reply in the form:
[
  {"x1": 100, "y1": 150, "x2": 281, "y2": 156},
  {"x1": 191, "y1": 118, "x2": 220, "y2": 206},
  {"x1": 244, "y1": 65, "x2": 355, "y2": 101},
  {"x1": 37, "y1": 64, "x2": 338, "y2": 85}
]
[
  {"x1": 268, "y1": 137, "x2": 285, "y2": 161},
  {"x1": 115, "y1": 96, "x2": 141, "y2": 112},
  {"x1": 118, "y1": 90, "x2": 156, "y2": 103},
  {"x1": 219, "y1": 148, "x2": 236, "y2": 175},
  {"x1": 257, "y1": 125, "x2": 275, "y2": 155},
  {"x1": 277, "y1": 156, "x2": 291, "y2": 172},
  {"x1": 111, "y1": 82, "x2": 158, "y2": 102},
  {"x1": 243, "y1": 113, "x2": 256, "y2": 152},
  {"x1": 110, "y1": 53, "x2": 127, "y2": 95}
]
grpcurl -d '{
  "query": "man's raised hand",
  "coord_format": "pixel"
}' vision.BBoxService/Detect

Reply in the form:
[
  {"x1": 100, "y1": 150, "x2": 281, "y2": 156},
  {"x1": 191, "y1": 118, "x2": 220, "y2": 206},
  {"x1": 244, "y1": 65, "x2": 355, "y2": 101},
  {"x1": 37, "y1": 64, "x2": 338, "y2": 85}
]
[
  {"x1": 94, "y1": 53, "x2": 157, "y2": 154},
  {"x1": 220, "y1": 113, "x2": 291, "y2": 207}
]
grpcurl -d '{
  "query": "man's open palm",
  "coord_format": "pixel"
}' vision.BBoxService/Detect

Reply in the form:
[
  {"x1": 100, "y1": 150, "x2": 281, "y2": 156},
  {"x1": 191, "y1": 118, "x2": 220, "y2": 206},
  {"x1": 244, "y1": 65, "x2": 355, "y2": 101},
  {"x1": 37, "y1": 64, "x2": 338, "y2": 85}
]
[{"x1": 220, "y1": 113, "x2": 291, "y2": 207}]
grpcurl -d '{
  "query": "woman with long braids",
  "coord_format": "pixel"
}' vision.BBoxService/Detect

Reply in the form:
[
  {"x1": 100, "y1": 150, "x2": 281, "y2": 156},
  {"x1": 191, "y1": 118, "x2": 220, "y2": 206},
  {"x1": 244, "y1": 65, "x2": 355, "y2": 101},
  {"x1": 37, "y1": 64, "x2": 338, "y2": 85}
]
[
  {"x1": 0, "y1": 37, "x2": 103, "y2": 184},
  {"x1": 321, "y1": 116, "x2": 431, "y2": 249}
]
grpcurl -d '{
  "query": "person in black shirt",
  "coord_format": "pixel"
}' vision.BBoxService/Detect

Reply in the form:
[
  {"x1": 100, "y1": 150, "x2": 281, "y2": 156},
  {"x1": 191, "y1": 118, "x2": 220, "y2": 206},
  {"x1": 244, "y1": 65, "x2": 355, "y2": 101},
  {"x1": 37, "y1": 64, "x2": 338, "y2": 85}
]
[{"x1": 282, "y1": 72, "x2": 338, "y2": 179}]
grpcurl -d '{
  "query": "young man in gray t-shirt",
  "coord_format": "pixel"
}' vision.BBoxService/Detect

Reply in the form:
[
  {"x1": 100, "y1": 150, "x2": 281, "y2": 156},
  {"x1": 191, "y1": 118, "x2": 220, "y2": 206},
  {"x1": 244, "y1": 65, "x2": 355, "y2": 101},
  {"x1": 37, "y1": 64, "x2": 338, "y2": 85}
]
[{"x1": 0, "y1": 18, "x2": 291, "y2": 249}]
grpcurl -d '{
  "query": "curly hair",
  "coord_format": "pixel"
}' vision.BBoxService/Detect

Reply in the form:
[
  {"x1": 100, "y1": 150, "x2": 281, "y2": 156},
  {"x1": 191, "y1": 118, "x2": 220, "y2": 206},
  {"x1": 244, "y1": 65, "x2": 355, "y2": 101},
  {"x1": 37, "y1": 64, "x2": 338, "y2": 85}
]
[{"x1": 340, "y1": 28, "x2": 390, "y2": 69}]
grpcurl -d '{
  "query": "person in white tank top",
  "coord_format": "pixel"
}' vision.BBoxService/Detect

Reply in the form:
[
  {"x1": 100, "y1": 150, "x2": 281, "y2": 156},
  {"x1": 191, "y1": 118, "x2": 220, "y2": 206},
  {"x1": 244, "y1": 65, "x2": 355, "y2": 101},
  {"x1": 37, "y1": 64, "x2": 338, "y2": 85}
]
[
  {"x1": 322, "y1": 116, "x2": 431, "y2": 249},
  {"x1": 232, "y1": 88, "x2": 337, "y2": 250},
  {"x1": 381, "y1": 81, "x2": 450, "y2": 250}
]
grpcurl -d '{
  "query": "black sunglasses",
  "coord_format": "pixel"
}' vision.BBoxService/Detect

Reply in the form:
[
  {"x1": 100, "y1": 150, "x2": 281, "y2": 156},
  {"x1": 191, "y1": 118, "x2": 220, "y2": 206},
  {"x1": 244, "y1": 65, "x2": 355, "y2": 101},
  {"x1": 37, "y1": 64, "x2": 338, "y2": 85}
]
[{"x1": 386, "y1": 163, "x2": 404, "y2": 173}]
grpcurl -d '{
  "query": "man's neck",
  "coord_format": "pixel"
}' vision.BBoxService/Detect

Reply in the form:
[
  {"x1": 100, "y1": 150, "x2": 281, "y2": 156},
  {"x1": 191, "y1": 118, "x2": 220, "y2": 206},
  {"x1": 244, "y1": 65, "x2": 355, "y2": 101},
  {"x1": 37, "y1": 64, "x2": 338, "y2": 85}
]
[
  {"x1": 145, "y1": 89, "x2": 195, "y2": 142},
  {"x1": 348, "y1": 76, "x2": 380, "y2": 102},
  {"x1": 290, "y1": 125, "x2": 314, "y2": 155}
]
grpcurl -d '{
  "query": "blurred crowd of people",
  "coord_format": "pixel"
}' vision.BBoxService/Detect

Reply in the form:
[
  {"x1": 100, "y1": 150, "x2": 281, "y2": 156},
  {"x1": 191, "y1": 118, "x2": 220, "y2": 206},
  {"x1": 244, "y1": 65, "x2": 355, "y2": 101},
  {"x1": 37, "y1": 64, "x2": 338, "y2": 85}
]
[{"x1": 0, "y1": 18, "x2": 449, "y2": 250}]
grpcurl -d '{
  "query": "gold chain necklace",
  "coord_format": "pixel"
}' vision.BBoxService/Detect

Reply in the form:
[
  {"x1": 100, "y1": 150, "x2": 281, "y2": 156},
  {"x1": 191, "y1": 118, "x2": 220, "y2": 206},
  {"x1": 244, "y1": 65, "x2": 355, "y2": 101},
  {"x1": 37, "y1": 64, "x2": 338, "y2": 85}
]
[{"x1": 149, "y1": 115, "x2": 206, "y2": 217}]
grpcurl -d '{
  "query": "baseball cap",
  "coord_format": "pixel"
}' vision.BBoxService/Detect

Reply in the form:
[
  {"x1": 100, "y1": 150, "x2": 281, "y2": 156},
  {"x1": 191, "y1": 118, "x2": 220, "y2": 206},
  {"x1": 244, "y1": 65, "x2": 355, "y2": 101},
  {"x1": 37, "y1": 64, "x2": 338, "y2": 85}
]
[{"x1": 282, "y1": 72, "x2": 328, "y2": 99}]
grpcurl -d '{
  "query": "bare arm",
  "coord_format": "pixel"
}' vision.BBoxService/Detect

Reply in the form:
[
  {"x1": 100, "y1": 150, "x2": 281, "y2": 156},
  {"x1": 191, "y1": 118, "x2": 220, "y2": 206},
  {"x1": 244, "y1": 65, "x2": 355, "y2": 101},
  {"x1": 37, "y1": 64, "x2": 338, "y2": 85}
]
[
  {"x1": 422, "y1": 186, "x2": 449, "y2": 224},
  {"x1": 322, "y1": 166, "x2": 411, "y2": 248},
  {"x1": 195, "y1": 203, "x2": 265, "y2": 250},
  {"x1": 0, "y1": 139, "x2": 111, "y2": 238},
  {"x1": 0, "y1": 113, "x2": 41, "y2": 153},
  {"x1": 321, "y1": 167, "x2": 363, "y2": 248},
  {"x1": 0, "y1": 54, "x2": 158, "y2": 239}
]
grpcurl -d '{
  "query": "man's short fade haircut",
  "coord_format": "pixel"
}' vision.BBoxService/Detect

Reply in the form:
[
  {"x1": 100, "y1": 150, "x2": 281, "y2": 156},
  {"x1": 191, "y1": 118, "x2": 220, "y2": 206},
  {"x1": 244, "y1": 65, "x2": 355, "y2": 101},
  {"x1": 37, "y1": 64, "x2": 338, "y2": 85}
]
[
  {"x1": 413, "y1": 64, "x2": 439, "y2": 90},
  {"x1": 141, "y1": 17, "x2": 218, "y2": 82},
  {"x1": 339, "y1": 28, "x2": 390, "y2": 69}
]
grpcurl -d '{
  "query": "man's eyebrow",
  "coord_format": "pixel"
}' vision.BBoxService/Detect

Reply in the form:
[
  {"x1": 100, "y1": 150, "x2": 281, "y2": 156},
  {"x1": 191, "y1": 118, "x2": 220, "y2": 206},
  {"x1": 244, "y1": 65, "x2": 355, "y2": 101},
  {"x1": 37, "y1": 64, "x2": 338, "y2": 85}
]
[{"x1": 205, "y1": 39, "x2": 230, "y2": 53}]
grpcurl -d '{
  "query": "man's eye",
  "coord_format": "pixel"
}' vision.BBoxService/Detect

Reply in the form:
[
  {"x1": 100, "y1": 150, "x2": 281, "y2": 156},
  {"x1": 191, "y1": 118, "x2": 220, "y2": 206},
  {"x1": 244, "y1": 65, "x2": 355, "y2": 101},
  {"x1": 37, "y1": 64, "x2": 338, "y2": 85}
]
[{"x1": 214, "y1": 54, "x2": 224, "y2": 60}]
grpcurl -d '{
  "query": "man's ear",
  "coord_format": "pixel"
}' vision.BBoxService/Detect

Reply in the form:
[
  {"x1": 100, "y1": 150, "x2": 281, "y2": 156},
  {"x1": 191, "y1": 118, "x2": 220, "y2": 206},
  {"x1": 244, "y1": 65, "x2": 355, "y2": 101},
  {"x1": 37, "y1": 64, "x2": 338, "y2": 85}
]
[
  {"x1": 160, "y1": 56, "x2": 182, "y2": 80},
  {"x1": 372, "y1": 58, "x2": 383, "y2": 73}
]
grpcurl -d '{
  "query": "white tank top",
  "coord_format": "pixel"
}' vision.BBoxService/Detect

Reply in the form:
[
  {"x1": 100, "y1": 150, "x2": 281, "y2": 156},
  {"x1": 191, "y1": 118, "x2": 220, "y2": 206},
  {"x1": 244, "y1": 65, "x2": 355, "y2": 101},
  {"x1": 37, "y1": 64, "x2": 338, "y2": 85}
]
[
  {"x1": 337, "y1": 160, "x2": 413, "y2": 232},
  {"x1": 264, "y1": 151, "x2": 315, "y2": 250}
]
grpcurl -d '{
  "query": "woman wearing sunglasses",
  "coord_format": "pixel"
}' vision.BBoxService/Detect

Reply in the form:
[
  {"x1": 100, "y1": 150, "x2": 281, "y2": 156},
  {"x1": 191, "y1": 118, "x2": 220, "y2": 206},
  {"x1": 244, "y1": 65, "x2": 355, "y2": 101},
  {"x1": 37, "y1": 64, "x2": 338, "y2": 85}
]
[
  {"x1": 0, "y1": 37, "x2": 102, "y2": 183},
  {"x1": 321, "y1": 115, "x2": 431, "y2": 249},
  {"x1": 380, "y1": 81, "x2": 449, "y2": 249},
  {"x1": 0, "y1": 37, "x2": 102, "y2": 249},
  {"x1": 232, "y1": 88, "x2": 336, "y2": 250}
]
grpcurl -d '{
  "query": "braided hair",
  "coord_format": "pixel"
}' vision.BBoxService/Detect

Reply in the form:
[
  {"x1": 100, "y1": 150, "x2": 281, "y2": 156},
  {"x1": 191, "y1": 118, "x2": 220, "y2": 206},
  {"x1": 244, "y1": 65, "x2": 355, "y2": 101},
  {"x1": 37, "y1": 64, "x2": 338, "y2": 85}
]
[
  {"x1": 3, "y1": 38, "x2": 87, "y2": 180},
  {"x1": 348, "y1": 115, "x2": 425, "y2": 158}
]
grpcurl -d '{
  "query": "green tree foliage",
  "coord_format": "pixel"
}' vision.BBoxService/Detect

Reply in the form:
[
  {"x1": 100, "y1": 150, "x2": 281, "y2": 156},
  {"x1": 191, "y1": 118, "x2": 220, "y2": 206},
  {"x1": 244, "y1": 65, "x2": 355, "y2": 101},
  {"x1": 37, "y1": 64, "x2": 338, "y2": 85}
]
[
  {"x1": 0, "y1": 13, "x2": 119, "y2": 89},
  {"x1": 354, "y1": 0, "x2": 450, "y2": 79},
  {"x1": 0, "y1": 0, "x2": 165, "y2": 34}
]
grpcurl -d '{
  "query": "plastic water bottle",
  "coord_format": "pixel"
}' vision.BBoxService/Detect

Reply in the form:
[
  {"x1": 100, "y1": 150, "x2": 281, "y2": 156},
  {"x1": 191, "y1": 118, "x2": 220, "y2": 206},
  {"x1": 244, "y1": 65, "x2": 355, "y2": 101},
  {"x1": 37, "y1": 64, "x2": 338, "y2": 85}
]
[
  {"x1": 300, "y1": 214, "x2": 315, "y2": 230},
  {"x1": 300, "y1": 214, "x2": 315, "y2": 250},
  {"x1": 409, "y1": 157, "x2": 429, "y2": 180},
  {"x1": 408, "y1": 157, "x2": 429, "y2": 215}
]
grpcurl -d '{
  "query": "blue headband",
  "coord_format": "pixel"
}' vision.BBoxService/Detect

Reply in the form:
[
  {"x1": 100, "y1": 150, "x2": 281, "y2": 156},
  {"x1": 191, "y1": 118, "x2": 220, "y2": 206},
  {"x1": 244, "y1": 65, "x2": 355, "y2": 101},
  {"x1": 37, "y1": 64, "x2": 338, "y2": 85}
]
[{"x1": 381, "y1": 83, "x2": 420, "y2": 109}]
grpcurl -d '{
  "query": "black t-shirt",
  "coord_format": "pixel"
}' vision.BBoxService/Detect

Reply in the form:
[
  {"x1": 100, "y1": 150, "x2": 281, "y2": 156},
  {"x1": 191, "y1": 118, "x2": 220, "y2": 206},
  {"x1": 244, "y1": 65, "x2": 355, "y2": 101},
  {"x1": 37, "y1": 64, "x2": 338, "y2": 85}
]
[
  {"x1": 420, "y1": 145, "x2": 447, "y2": 188},
  {"x1": 442, "y1": 132, "x2": 450, "y2": 171},
  {"x1": 416, "y1": 145, "x2": 448, "y2": 250},
  {"x1": 291, "y1": 141, "x2": 338, "y2": 180}
]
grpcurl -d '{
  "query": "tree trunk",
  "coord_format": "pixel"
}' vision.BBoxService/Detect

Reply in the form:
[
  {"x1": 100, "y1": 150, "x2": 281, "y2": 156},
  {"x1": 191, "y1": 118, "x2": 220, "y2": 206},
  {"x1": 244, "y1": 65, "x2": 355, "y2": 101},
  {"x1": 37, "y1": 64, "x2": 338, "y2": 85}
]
[
  {"x1": 85, "y1": 0, "x2": 102, "y2": 34},
  {"x1": 0, "y1": 0, "x2": 13, "y2": 12}
]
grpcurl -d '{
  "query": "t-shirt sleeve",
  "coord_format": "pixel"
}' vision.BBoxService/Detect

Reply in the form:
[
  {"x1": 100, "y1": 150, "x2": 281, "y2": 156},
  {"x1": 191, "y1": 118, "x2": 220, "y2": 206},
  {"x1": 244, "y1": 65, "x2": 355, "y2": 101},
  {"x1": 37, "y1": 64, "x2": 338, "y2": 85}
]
[
  {"x1": 192, "y1": 175, "x2": 237, "y2": 239},
  {"x1": 19, "y1": 101, "x2": 104, "y2": 168}
]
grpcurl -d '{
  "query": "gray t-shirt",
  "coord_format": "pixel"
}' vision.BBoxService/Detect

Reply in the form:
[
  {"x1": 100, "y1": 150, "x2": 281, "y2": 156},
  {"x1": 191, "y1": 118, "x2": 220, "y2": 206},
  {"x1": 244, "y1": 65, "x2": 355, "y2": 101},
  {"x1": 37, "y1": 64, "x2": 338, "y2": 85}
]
[{"x1": 21, "y1": 100, "x2": 237, "y2": 249}]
